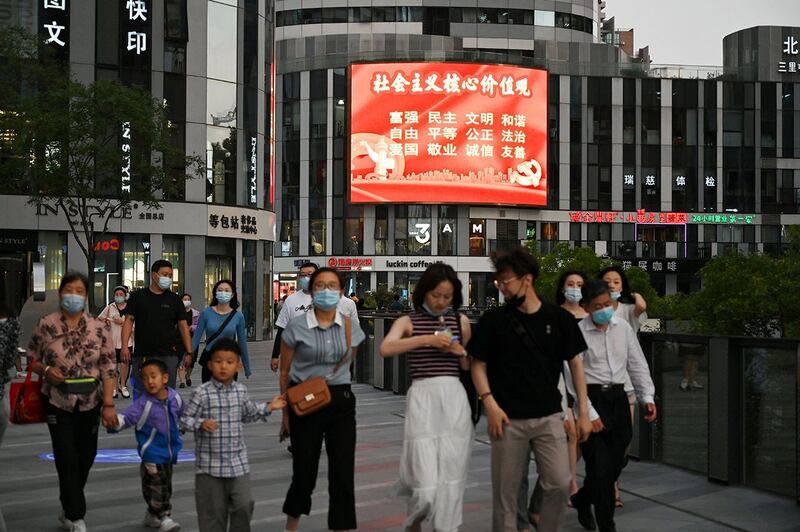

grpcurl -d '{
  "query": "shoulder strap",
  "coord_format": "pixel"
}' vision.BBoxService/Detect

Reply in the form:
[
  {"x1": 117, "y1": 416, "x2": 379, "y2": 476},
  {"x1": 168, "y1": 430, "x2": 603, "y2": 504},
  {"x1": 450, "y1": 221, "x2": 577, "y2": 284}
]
[
  {"x1": 326, "y1": 316, "x2": 352, "y2": 380},
  {"x1": 206, "y1": 310, "x2": 237, "y2": 346}
]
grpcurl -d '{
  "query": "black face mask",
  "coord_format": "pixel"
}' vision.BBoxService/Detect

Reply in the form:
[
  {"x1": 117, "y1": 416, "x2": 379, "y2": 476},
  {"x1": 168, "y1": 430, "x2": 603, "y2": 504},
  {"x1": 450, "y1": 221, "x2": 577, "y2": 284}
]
[{"x1": 505, "y1": 277, "x2": 527, "y2": 308}]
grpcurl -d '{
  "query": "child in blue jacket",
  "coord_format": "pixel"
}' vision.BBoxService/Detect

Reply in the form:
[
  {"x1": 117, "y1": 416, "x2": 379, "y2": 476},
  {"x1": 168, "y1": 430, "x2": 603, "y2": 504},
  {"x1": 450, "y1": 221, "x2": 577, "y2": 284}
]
[{"x1": 112, "y1": 358, "x2": 185, "y2": 532}]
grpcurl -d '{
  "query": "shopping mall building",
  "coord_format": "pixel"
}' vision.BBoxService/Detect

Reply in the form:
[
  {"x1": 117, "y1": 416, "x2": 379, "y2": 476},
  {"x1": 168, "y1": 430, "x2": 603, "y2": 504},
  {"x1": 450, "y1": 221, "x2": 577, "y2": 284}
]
[
  {"x1": 271, "y1": 2, "x2": 800, "y2": 305},
  {"x1": 0, "y1": 0, "x2": 799, "y2": 322},
  {"x1": 0, "y1": 0, "x2": 277, "y2": 339}
]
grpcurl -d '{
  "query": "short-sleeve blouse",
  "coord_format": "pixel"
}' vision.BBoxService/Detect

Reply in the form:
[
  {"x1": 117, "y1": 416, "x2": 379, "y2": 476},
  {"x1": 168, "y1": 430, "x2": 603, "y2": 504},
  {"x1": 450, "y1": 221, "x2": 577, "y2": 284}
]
[{"x1": 27, "y1": 312, "x2": 116, "y2": 412}]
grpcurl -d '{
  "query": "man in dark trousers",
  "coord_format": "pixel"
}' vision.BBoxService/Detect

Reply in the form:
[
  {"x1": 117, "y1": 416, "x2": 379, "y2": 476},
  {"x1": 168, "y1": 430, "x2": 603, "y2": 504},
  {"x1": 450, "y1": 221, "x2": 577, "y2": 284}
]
[
  {"x1": 121, "y1": 259, "x2": 193, "y2": 398},
  {"x1": 570, "y1": 280, "x2": 657, "y2": 532},
  {"x1": 468, "y1": 247, "x2": 593, "y2": 532}
]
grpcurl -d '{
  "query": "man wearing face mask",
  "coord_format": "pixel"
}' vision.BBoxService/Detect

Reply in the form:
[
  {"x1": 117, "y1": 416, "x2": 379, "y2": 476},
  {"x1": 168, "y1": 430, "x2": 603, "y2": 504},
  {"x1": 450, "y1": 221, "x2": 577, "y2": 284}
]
[
  {"x1": 468, "y1": 247, "x2": 593, "y2": 532},
  {"x1": 570, "y1": 280, "x2": 657, "y2": 532},
  {"x1": 270, "y1": 262, "x2": 359, "y2": 373},
  {"x1": 121, "y1": 260, "x2": 193, "y2": 399}
]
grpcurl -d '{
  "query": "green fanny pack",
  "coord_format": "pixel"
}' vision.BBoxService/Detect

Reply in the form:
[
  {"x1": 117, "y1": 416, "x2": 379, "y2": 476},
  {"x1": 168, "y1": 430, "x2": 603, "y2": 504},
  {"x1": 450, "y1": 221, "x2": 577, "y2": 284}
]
[{"x1": 58, "y1": 377, "x2": 101, "y2": 395}]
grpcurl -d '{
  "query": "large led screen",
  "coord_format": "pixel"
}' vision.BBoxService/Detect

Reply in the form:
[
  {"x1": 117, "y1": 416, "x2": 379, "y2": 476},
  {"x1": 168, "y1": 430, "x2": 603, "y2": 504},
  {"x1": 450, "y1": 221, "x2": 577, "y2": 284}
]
[{"x1": 350, "y1": 62, "x2": 548, "y2": 206}]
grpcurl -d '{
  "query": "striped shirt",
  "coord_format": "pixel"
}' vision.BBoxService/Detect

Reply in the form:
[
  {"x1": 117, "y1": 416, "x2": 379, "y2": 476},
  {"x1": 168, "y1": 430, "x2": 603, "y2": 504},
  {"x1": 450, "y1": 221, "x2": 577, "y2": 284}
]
[
  {"x1": 179, "y1": 379, "x2": 270, "y2": 478},
  {"x1": 407, "y1": 310, "x2": 462, "y2": 381}
]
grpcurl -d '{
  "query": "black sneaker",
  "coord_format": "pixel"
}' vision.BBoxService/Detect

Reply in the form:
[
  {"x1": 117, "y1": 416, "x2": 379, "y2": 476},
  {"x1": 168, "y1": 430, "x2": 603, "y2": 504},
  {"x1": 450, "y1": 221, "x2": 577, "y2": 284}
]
[
  {"x1": 571, "y1": 495, "x2": 596, "y2": 531},
  {"x1": 179, "y1": 382, "x2": 185, "y2": 389}
]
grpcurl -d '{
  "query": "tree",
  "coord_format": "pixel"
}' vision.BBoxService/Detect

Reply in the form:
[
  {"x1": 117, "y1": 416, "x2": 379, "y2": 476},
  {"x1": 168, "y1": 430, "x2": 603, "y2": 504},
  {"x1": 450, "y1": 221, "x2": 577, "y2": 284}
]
[{"x1": 0, "y1": 28, "x2": 203, "y2": 307}]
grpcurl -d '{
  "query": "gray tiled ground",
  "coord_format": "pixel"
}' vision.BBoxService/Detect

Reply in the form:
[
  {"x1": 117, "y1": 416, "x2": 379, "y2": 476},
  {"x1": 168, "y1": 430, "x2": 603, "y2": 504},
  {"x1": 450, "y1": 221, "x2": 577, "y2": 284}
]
[{"x1": 1, "y1": 341, "x2": 798, "y2": 531}]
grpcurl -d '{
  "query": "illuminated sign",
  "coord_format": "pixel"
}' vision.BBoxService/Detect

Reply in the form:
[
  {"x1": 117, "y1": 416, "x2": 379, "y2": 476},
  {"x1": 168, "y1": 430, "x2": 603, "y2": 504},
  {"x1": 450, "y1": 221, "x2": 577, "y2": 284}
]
[
  {"x1": 705, "y1": 175, "x2": 716, "y2": 187},
  {"x1": 249, "y1": 136, "x2": 258, "y2": 205},
  {"x1": 40, "y1": 0, "x2": 69, "y2": 59},
  {"x1": 327, "y1": 257, "x2": 373, "y2": 271},
  {"x1": 124, "y1": 0, "x2": 149, "y2": 55},
  {"x1": 569, "y1": 210, "x2": 688, "y2": 224},
  {"x1": 121, "y1": 122, "x2": 131, "y2": 193},
  {"x1": 779, "y1": 35, "x2": 799, "y2": 73},
  {"x1": 409, "y1": 223, "x2": 431, "y2": 244},
  {"x1": 94, "y1": 238, "x2": 120, "y2": 252},
  {"x1": 349, "y1": 62, "x2": 548, "y2": 206},
  {"x1": 690, "y1": 213, "x2": 756, "y2": 225}
]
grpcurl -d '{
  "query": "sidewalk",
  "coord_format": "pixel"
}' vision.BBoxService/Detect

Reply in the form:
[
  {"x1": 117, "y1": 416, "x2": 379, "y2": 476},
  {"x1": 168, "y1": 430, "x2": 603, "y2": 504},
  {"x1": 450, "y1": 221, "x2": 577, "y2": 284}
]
[{"x1": 1, "y1": 341, "x2": 798, "y2": 531}]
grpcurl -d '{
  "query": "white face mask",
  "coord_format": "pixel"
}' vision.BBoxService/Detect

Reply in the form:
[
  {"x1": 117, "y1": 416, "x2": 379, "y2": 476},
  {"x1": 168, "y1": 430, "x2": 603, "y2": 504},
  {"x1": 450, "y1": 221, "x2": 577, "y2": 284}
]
[
  {"x1": 0, "y1": 318, "x2": 7, "y2": 324},
  {"x1": 183, "y1": 300, "x2": 192, "y2": 308}
]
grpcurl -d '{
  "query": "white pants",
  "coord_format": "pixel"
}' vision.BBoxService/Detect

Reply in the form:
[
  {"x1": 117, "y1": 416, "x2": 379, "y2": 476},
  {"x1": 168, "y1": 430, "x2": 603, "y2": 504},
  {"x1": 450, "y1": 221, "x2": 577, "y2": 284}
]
[{"x1": 395, "y1": 376, "x2": 473, "y2": 532}]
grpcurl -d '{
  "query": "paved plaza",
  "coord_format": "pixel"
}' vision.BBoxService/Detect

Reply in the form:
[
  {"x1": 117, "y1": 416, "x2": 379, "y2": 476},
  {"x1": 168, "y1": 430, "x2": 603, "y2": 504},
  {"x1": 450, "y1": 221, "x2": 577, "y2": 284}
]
[{"x1": 1, "y1": 342, "x2": 798, "y2": 531}]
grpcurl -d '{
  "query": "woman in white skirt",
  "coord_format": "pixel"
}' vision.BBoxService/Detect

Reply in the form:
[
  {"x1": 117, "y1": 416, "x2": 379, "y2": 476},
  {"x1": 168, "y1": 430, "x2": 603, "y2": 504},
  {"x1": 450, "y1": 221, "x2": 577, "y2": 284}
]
[{"x1": 380, "y1": 263, "x2": 473, "y2": 532}]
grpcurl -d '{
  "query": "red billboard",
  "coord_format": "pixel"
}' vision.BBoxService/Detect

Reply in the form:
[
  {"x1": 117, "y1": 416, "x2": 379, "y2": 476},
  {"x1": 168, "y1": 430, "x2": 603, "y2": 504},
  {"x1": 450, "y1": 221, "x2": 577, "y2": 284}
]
[{"x1": 349, "y1": 62, "x2": 548, "y2": 206}]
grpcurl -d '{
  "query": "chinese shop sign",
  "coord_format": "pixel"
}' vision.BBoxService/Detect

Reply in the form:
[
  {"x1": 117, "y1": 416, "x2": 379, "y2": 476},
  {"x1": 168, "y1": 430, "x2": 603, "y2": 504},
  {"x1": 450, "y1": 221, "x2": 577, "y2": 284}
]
[
  {"x1": 569, "y1": 210, "x2": 689, "y2": 224},
  {"x1": 350, "y1": 62, "x2": 548, "y2": 206},
  {"x1": 326, "y1": 257, "x2": 373, "y2": 271}
]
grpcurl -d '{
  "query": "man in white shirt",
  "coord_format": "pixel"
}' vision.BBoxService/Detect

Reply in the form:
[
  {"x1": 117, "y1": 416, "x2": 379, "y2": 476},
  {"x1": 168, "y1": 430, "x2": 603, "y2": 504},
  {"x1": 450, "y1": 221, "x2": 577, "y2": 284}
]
[
  {"x1": 570, "y1": 279, "x2": 657, "y2": 532},
  {"x1": 270, "y1": 262, "x2": 360, "y2": 372}
]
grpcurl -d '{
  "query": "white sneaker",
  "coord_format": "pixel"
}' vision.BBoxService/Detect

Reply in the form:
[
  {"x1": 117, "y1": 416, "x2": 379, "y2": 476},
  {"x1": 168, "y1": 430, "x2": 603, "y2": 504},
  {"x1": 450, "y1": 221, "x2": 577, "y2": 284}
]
[
  {"x1": 159, "y1": 516, "x2": 180, "y2": 532},
  {"x1": 71, "y1": 519, "x2": 87, "y2": 532},
  {"x1": 58, "y1": 511, "x2": 73, "y2": 530},
  {"x1": 143, "y1": 511, "x2": 162, "y2": 528},
  {"x1": 121, "y1": 386, "x2": 131, "y2": 398}
]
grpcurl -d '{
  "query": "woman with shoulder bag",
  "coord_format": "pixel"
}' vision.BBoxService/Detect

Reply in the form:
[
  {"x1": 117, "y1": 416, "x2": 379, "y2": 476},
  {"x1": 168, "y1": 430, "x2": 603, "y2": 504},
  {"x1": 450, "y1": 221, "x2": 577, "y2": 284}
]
[
  {"x1": 192, "y1": 280, "x2": 252, "y2": 383},
  {"x1": 379, "y1": 263, "x2": 473, "y2": 532},
  {"x1": 26, "y1": 272, "x2": 118, "y2": 532},
  {"x1": 280, "y1": 267, "x2": 365, "y2": 532}
]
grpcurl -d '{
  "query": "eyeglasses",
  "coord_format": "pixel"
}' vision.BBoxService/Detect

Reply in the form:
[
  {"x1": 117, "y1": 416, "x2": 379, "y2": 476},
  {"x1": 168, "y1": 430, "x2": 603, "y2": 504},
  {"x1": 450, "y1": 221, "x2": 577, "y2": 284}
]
[
  {"x1": 493, "y1": 277, "x2": 520, "y2": 288},
  {"x1": 313, "y1": 284, "x2": 341, "y2": 291}
]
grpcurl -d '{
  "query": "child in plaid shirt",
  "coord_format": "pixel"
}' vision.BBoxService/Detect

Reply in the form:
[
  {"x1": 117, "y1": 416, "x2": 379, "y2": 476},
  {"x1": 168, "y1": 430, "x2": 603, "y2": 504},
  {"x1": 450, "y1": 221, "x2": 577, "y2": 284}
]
[
  {"x1": 180, "y1": 338, "x2": 286, "y2": 532},
  {"x1": 111, "y1": 358, "x2": 185, "y2": 532}
]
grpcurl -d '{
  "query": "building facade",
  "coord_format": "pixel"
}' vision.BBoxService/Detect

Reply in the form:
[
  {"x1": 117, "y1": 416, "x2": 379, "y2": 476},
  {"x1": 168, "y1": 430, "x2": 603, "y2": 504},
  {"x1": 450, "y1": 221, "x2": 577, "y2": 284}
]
[
  {"x1": 0, "y1": 0, "x2": 277, "y2": 340},
  {"x1": 271, "y1": 0, "x2": 800, "y2": 305}
]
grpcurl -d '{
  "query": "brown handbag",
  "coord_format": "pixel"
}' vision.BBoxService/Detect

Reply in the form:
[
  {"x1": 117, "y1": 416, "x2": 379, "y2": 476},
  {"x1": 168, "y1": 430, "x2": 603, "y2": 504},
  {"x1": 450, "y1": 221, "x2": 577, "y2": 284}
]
[{"x1": 286, "y1": 317, "x2": 352, "y2": 416}]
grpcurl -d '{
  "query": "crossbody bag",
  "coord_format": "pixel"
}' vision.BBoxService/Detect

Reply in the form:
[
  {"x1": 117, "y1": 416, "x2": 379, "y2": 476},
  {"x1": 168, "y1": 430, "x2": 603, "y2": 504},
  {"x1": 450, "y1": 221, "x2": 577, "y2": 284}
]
[
  {"x1": 198, "y1": 310, "x2": 238, "y2": 363},
  {"x1": 286, "y1": 316, "x2": 352, "y2": 416}
]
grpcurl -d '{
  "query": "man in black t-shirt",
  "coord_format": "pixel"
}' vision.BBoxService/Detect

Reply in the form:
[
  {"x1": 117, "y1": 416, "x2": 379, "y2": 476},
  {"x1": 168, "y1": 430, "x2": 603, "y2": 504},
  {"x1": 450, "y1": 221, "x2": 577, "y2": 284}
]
[
  {"x1": 121, "y1": 259, "x2": 192, "y2": 398},
  {"x1": 468, "y1": 247, "x2": 594, "y2": 532}
]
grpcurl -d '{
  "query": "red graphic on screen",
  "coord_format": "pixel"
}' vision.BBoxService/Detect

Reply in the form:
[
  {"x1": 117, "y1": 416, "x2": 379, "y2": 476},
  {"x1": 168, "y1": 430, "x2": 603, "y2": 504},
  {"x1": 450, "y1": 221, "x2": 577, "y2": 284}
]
[{"x1": 350, "y1": 62, "x2": 548, "y2": 206}]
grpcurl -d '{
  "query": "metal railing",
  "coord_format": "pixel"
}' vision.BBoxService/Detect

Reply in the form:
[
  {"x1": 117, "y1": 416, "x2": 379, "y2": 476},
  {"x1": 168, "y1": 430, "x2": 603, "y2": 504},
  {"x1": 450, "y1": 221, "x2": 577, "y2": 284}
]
[{"x1": 354, "y1": 314, "x2": 800, "y2": 502}]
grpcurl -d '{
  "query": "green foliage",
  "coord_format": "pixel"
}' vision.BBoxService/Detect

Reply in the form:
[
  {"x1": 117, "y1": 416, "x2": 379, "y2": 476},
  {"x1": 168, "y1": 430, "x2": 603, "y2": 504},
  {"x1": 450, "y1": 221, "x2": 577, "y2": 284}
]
[
  {"x1": 529, "y1": 242, "x2": 614, "y2": 303},
  {"x1": 366, "y1": 285, "x2": 404, "y2": 310}
]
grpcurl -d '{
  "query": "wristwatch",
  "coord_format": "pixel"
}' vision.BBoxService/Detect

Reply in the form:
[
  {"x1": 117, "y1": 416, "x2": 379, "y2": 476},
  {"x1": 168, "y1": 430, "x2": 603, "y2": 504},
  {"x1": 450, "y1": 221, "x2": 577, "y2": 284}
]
[{"x1": 478, "y1": 391, "x2": 493, "y2": 401}]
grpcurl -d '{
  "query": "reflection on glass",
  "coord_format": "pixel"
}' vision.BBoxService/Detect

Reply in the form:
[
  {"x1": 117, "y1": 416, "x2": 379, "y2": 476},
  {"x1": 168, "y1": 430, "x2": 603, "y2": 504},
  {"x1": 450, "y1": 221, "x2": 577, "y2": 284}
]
[
  {"x1": 534, "y1": 10, "x2": 554, "y2": 27},
  {"x1": 651, "y1": 341, "x2": 708, "y2": 473},
  {"x1": 207, "y1": 126, "x2": 237, "y2": 204},
  {"x1": 207, "y1": 79, "x2": 237, "y2": 126},
  {"x1": 122, "y1": 235, "x2": 150, "y2": 290},
  {"x1": 38, "y1": 231, "x2": 67, "y2": 290},
  {"x1": 162, "y1": 236, "x2": 184, "y2": 294},
  {"x1": 310, "y1": 219, "x2": 326, "y2": 255},
  {"x1": 743, "y1": 346, "x2": 797, "y2": 496},
  {"x1": 207, "y1": 1, "x2": 237, "y2": 82},
  {"x1": 345, "y1": 219, "x2": 362, "y2": 255},
  {"x1": 439, "y1": 207, "x2": 457, "y2": 255},
  {"x1": 204, "y1": 256, "x2": 233, "y2": 306}
]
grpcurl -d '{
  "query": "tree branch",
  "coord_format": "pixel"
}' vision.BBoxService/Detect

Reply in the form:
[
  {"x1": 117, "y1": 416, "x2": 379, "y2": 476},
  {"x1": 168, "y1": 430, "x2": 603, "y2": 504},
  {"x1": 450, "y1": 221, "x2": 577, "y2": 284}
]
[{"x1": 57, "y1": 197, "x2": 89, "y2": 261}]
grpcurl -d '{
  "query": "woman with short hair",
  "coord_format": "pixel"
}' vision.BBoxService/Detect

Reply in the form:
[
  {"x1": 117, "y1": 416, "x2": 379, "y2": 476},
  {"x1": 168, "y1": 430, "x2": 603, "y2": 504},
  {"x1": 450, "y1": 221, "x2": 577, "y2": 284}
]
[{"x1": 26, "y1": 272, "x2": 118, "y2": 532}]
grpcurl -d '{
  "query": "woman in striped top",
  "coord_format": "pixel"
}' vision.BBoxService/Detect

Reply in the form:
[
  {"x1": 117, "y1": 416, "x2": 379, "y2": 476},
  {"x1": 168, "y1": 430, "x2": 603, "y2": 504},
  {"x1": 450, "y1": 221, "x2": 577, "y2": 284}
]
[{"x1": 380, "y1": 263, "x2": 473, "y2": 532}]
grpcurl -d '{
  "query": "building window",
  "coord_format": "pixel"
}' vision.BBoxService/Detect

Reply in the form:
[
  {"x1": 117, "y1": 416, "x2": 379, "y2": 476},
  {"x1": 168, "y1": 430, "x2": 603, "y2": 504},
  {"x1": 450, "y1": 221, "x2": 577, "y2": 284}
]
[
  {"x1": 38, "y1": 231, "x2": 68, "y2": 291},
  {"x1": 204, "y1": 238, "x2": 235, "y2": 305},
  {"x1": 122, "y1": 235, "x2": 150, "y2": 291},
  {"x1": 469, "y1": 218, "x2": 486, "y2": 256},
  {"x1": 375, "y1": 206, "x2": 389, "y2": 255},
  {"x1": 438, "y1": 206, "x2": 457, "y2": 255},
  {"x1": 207, "y1": 126, "x2": 237, "y2": 204},
  {"x1": 162, "y1": 235, "x2": 184, "y2": 295}
]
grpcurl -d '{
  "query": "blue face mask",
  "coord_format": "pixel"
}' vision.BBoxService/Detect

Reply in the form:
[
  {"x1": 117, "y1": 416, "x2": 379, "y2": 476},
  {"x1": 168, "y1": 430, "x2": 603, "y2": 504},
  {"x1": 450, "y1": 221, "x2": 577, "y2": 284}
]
[
  {"x1": 313, "y1": 289, "x2": 340, "y2": 310},
  {"x1": 610, "y1": 290, "x2": 621, "y2": 301},
  {"x1": 114, "y1": 295, "x2": 126, "y2": 305},
  {"x1": 591, "y1": 306, "x2": 615, "y2": 325},
  {"x1": 298, "y1": 276, "x2": 310, "y2": 291},
  {"x1": 157, "y1": 276, "x2": 172, "y2": 290},
  {"x1": 422, "y1": 302, "x2": 448, "y2": 317},
  {"x1": 61, "y1": 294, "x2": 86, "y2": 314},
  {"x1": 564, "y1": 287, "x2": 582, "y2": 303},
  {"x1": 216, "y1": 291, "x2": 233, "y2": 304}
]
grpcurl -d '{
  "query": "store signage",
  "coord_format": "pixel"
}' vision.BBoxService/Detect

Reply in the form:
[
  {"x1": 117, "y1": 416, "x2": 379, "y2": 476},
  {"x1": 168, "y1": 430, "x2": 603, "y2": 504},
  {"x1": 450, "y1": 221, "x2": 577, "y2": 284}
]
[
  {"x1": 206, "y1": 205, "x2": 272, "y2": 241},
  {"x1": 327, "y1": 257, "x2": 373, "y2": 271},
  {"x1": 779, "y1": 35, "x2": 799, "y2": 73},
  {"x1": 409, "y1": 222, "x2": 431, "y2": 244},
  {"x1": 94, "y1": 238, "x2": 120, "y2": 252},
  {"x1": 569, "y1": 210, "x2": 689, "y2": 224},
  {"x1": 123, "y1": 0, "x2": 149, "y2": 56},
  {"x1": 384, "y1": 259, "x2": 447, "y2": 270},
  {"x1": 618, "y1": 259, "x2": 705, "y2": 275},
  {"x1": 470, "y1": 221, "x2": 484, "y2": 235},
  {"x1": 623, "y1": 174, "x2": 635, "y2": 187},
  {"x1": 0, "y1": 230, "x2": 37, "y2": 253},
  {"x1": 704, "y1": 175, "x2": 716, "y2": 187},
  {"x1": 674, "y1": 175, "x2": 686, "y2": 187},
  {"x1": 350, "y1": 62, "x2": 548, "y2": 206},
  {"x1": 36, "y1": 202, "x2": 134, "y2": 221},
  {"x1": 208, "y1": 213, "x2": 258, "y2": 234},
  {"x1": 40, "y1": 0, "x2": 69, "y2": 50},
  {"x1": 121, "y1": 122, "x2": 132, "y2": 193},
  {"x1": 249, "y1": 136, "x2": 258, "y2": 206},
  {"x1": 690, "y1": 213, "x2": 756, "y2": 225}
]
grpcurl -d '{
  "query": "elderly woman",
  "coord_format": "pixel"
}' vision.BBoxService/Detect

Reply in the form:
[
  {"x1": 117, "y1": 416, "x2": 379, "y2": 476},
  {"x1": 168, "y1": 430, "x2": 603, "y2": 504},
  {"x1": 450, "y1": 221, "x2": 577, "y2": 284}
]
[
  {"x1": 379, "y1": 263, "x2": 473, "y2": 532},
  {"x1": 26, "y1": 272, "x2": 118, "y2": 532},
  {"x1": 280, "y1": 267, "x2": 365, "y2": 532}
]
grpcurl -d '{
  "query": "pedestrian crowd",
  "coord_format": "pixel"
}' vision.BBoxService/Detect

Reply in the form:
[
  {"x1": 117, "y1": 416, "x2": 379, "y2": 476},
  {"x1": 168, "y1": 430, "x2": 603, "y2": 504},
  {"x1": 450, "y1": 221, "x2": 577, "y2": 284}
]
[{"x1": 1, "y1": 246, "x2": 656, "y2": 532}]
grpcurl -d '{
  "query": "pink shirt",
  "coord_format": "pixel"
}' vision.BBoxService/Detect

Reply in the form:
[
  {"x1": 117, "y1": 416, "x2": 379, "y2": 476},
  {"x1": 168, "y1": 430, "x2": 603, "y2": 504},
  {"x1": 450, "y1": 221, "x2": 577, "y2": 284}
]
[
  {"x1": 97, "y1": 303, "x2": 134, "y2": 349},
  {"x1": 27, "y1": 312, "x2": 116, "y2": 412}
]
